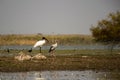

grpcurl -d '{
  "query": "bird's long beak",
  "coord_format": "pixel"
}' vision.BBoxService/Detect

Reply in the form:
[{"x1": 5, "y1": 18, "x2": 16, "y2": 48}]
[
  {"x1": 42, "y1": 37, "x2": 49, "y2": 42},
  {"x1": 45, "y1": 38, "x2": 49, "y2": 42}
]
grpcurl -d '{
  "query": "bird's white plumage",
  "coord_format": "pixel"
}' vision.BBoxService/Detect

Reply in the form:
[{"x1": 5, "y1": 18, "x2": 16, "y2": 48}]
[
  {"x1": 33, "y1": 40, "x2": 46, "y2": 48},
  {"x1": 49, "y1": 42, "x2": 57, "y2": 53},
  {"x1": 28, "y1": 37, "x2": 48, "y2": 53},
  {"x1": 51, "y1": 42, "x2": 57, "y2": 49}
]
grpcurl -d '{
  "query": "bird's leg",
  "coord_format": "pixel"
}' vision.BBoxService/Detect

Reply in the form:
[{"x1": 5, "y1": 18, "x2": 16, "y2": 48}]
[
  {"x1": 51, "y1": 50, "x2": 55, "y2": 57},
  {"x1": 40, "y1": 47, "x2": 41, "y2": 53},
  {"x1": 53, "y1": 50, "x2": 55, "y2": 57},
  {"x1": 51, "y1": 51, "x2": 53, "y2": 56}
]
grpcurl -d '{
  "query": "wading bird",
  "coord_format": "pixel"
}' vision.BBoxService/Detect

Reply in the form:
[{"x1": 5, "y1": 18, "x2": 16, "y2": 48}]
[
  {"x1": 28, "y1": 37, "x2": 49, "y2": 53},
  {"x1": 49, "y1": 41, "x2": 58, "y2": 56}
]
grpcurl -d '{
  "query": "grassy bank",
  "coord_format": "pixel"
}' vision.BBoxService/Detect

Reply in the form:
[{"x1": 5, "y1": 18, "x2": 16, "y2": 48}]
[
  {"x1": 0, "y1": 50, "x2": 120, "y2": 72},
  {"x1": 0, "y1": 34, "x2": 94, "y2": 45}
]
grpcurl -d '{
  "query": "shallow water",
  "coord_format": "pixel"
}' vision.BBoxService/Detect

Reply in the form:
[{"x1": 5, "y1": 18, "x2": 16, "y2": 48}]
[
  {"x1": 0, "y1": 70, "x2": 120, "y2": 80},
  {"x1": 0, "y1": 45, "x2": 120, "y2": 50}
]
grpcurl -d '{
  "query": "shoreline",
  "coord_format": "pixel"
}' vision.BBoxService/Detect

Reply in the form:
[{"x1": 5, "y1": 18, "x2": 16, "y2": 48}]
[
  {"x1": 0, "y1": 49, "x2": 120, "y2": 72},
  {"x1": 0, "y1": 55, "x2": 120, "y2": 72}
]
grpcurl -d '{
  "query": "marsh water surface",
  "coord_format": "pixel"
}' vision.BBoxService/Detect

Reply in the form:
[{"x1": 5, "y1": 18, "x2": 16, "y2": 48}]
[
  {"x1": 0, "y1": 70, "x2": 120, "y2": 80},
  {"x1": 0, "y1": 45, "x2": 120, "y2": 50}
]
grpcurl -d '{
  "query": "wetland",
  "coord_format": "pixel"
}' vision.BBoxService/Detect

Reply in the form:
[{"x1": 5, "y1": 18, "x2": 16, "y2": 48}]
[{"x1": 0, "y1": 34, "x2": 120, "y2": 80}]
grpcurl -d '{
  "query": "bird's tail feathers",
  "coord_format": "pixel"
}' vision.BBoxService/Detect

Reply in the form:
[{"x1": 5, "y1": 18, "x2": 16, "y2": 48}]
[{"x1": 49, "y1": 46, "x2": 53, "y2": 53}]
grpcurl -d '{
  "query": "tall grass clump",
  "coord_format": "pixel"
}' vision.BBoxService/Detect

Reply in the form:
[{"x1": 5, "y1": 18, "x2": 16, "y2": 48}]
[
  {"x1": 46, "y1": 34, "x2": 94, "y2": 45},
  {"x1": 0, "y1": 34, "x2": 94, "y2": 45},
  {"x1": 0, "y1": 34, "x2": 35, "y2": 45}
]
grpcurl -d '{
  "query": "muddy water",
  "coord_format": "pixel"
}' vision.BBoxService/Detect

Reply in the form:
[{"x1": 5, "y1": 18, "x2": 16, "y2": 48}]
[{"x1": 0, "y1": 70, "x2": 120, "y2": 80}]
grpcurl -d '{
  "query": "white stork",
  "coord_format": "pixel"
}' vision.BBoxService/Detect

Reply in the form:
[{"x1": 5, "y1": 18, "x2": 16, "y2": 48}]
[
  {"x1": 28, "y1": 37, "x2": 49, "y2": 53},
  {"x1": 49, "y1": 41, "x2": 58, "y2": 56}
]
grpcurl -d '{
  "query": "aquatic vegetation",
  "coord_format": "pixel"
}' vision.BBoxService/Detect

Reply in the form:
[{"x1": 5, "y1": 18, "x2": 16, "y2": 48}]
[
  {"x1": 32, "y1": 53, "x2": 47, "y2": 60},
  {"x1": 14, "y1": 51, "x2": 32, "y2": 61}
]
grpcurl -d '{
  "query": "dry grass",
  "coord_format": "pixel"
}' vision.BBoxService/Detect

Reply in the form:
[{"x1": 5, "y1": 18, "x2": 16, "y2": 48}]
[{"x1": 0, "y1": 34, "x2": 94, "y2": 45}]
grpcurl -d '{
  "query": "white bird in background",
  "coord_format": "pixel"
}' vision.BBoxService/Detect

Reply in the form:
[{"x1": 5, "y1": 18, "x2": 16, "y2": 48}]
[
  {"x1": 49, "y1": 41, "x2": 58, "y2": 56},
  {"x1": 29, "y1": 37, "x2": 49, "y2": 53}
]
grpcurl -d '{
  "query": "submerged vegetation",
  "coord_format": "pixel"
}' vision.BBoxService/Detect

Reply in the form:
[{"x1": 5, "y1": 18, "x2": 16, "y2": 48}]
[{"x1": 0, "y1": 34, "x2": 94, "y2": 45}]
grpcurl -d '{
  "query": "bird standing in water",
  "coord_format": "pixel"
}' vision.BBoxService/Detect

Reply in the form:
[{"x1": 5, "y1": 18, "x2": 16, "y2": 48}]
[
  {"x1": 28, "y1": 37, "x2": 49, "y2": 53},
  {"x1": 49, "y1": 41, "x2": 58, "y2": 56}
]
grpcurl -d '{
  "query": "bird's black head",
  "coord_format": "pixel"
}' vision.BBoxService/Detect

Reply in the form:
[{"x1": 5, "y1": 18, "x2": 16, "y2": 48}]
[
  {"x1": 42, "y1": 37, "x2": 49, "y2": 42},
  {"x1": 42, "y1": 37, "x2": 46, "y2": 39}
]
